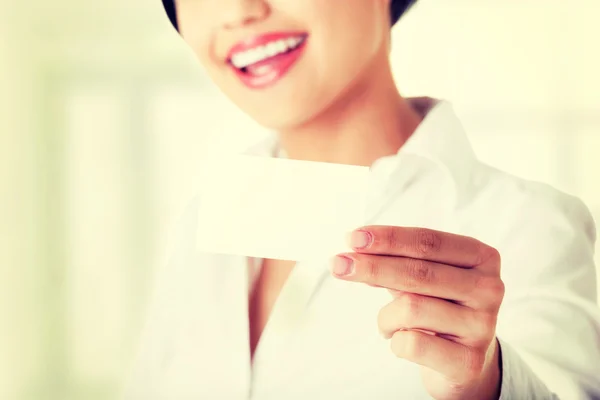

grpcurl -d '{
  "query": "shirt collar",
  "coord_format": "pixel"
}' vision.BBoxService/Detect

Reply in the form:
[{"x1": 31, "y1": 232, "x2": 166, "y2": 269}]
[
  {"x1": 391, "y1": 97, "x2": 478, "y2": 191},
  {"x1": 242, "y1": 97, "x2": 478, "y2": 191}
]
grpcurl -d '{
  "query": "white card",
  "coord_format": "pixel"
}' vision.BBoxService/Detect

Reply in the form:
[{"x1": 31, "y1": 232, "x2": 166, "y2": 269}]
[{"x1": 195, "y1": 155, "x2": 369, "y2": 261}]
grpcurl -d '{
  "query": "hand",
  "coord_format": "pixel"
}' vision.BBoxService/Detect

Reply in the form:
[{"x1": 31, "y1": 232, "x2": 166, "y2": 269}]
[{"x1": 331, "y1": 226, "x2": 504, "y2": 400}]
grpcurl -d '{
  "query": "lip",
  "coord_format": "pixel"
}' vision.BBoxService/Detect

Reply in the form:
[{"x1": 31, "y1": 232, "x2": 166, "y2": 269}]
[
  {"x1": 226, "y1": 31, "x2": 308, "y2": 90},
  {"x1": 226, "y1": 31, "x2": 307, "y2": 62}
]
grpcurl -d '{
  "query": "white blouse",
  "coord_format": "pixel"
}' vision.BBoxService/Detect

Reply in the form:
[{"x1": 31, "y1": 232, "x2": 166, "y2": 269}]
[{"x1": 123, "y1": 98, "x2": 600, "y2": 400}]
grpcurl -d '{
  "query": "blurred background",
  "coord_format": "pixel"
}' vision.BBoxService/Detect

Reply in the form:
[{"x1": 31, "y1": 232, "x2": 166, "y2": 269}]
[{"x1": 1, "y1": 0, "x2": 599, "y2": 399}]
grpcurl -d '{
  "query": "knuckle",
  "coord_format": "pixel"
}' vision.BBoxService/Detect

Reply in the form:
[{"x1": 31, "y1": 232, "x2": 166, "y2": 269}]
[
  {"x1": 475, "y1": 275, "x2": 505, "y2": 303},
  {"x1": 473, "y1": 312, "x2": 498, "y2": 343},
  {"x1": 487, "y1": 246, "x2": 501, "y2": 263},
  {"x1": 488, "y1": 279, "x2": 505, "y2": 307},
  {"x1": 399, "y1": 293, "x2": 421, "y2": 324},
  {"x1": 405, "y1": 259, "x2": 434, "y2": 289},
  {"x1": 384, "y1": 228, "x2": 403, "y2": 251},
  {"x1": 363, "y1": 256, "x2": 381, "y2": 282},
  {"x1": 415, "y1": 229, "x2": 441, "y2": 256},
  {"x1": 477, "y1": 245, "x2": 502, "y2": 270}
]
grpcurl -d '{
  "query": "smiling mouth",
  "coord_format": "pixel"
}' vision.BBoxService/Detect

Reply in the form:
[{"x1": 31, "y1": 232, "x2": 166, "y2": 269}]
[{"x1": 227, "y1": 34, "x2": 307, "y2": 74}]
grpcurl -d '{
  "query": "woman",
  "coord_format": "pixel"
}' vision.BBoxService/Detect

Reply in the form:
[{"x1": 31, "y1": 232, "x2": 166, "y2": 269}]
[{"x1": 124, "y1": 1, "x2": 600, "y2": 399}]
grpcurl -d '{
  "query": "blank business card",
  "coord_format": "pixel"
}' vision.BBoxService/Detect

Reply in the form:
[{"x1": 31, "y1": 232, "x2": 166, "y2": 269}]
[{"x1": 195, "y1": 155, "x2": 369, "y2": 261}]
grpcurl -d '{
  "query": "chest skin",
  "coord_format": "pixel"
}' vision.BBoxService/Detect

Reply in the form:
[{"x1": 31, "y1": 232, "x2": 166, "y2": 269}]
[{"x1": 248, "y1": 259, "x2": 296, "y2": 359}]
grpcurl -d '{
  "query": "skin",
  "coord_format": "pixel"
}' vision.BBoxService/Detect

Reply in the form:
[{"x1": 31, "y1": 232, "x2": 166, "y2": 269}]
[
  {"x1": 175, "y1": 0, "x2": 505, "y2": 398},
  {"x1": 337, "y1": 227, "x2": 504, "y2": 400},
  {"x1": 175, "y1": 0, "x2": 421, "y2": 164}
]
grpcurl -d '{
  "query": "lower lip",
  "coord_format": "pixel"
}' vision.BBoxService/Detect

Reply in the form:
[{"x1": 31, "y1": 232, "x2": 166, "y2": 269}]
[{"x1": 231, "y1": 40, "x2": 307, "y2": 90}]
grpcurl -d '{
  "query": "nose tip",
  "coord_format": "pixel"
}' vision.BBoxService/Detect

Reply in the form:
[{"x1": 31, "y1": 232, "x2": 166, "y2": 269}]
[
  {"x1": 161, "y1": 0, "x2": 269, "y2": 32},
  {"x1": 220, "y1": 0, "x2": 270, "y2": 30}
]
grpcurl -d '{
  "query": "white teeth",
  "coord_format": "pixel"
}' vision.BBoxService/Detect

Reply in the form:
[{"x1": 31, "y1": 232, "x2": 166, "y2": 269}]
[
  {"x1": 275, "y1": 40, "x2": 287, "y2": 52},
  {"x1": 286, "y1": 38, "x2": 299, "y2": 48},
  {"x1": 230, "y1": 36, "x2": 305, "y2": 69},
  {"x1": 266, "y1": 42, "x2": 278, "y2": 57}
]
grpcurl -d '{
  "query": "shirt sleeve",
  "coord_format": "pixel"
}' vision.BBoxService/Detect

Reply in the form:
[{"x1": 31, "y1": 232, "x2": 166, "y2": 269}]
[
  {"x1": 497, "y1": 338, "x2": 558, "y2": 400},
  {"x1": 493, "y1": 190, "x2": 600, "y2": 399}
]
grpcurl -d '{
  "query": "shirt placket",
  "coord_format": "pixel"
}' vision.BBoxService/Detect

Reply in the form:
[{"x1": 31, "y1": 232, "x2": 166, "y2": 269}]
[{"x1": 249, "y1": 258, "x2": 330, "y2": 398}]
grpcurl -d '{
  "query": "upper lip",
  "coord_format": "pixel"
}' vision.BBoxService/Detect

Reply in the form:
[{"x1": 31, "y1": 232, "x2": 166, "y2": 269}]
[{"x1": 226, "y1": 31, "x2": 307, "y2": 62}]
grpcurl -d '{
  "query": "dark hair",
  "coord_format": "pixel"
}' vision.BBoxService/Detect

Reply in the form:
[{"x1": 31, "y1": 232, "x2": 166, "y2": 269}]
[
  {"x1": 391, "y1": 0, "x2": 418, "y2": 25},
  {"x1": 162, "y1": 0, "x2": 417, "y2": 31}
]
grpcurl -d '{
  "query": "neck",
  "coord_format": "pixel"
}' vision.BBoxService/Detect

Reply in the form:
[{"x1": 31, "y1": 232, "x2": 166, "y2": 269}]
[{"x1": 276, "y1": 56, "x2": 422, "y2": 167}]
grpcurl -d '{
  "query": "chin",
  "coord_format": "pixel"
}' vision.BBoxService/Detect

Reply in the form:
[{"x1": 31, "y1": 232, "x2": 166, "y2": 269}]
[
  {"x1": 245, "y1": 110, "x2": 310, "y2": 131},
  {"x1": 233, "y1": 97, "x2": 323, "y2": 131},
  {"x1": 215, "y1": 68, "x2": 345, "y2": 131}
]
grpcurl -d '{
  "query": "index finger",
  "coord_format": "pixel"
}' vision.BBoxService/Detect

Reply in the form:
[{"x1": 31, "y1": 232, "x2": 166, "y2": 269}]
[{"x1": 349, "y1": 226, "x2": 493, "y2": 268}]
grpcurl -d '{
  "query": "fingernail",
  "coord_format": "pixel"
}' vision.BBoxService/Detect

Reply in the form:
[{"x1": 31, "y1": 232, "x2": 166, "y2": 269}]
[
  {"x1": 332, "y1": 255, "x2": 355, "y2": 276},
  {"x1": 350, "y1": 230, "x2": 373, "y2": 249}
]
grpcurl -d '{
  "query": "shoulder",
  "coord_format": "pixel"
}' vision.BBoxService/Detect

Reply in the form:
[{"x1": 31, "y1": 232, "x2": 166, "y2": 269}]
[
  {"x1": 464, "y1": 161, "x2": 595, "y2": 241},
  {"x1": 459, "y1": 161, "x2": 597, "y2": 293}
]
